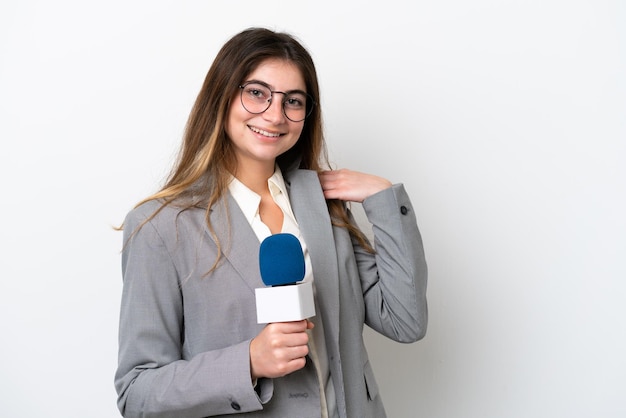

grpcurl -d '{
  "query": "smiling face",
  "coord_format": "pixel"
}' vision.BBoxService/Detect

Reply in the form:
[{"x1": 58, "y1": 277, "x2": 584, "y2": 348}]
[{"x1": 225, "y1": 58, "x2": 307, "y2": 175}]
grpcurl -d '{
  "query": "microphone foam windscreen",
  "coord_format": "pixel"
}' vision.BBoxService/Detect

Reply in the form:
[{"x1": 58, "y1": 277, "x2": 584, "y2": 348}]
[{"x1": 259, "y1": 233, "x2": 306, "y2": 286}]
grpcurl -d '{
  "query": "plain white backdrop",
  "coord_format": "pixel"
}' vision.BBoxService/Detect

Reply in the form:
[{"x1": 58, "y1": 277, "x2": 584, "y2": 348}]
[{"x1": 1, "y1": 1, "x2": 624, "y2": 417}]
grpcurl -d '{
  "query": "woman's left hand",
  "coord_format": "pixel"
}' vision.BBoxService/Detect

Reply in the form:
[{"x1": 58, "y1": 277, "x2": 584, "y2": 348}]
[{"x1": 318, "y1": 169, "x2": 392, "y2": 202}]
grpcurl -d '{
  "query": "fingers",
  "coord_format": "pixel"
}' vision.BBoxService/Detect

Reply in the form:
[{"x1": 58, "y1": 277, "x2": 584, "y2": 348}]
[
  {"x1": 319, "y1": 169, "x2": 392, "y2": 202},
  {"x1": 250, "y1": 320, "x2": 312, "y2": 380},
  {"x1": 279, "y1": 319, "x2": 311, "y2": 333}
]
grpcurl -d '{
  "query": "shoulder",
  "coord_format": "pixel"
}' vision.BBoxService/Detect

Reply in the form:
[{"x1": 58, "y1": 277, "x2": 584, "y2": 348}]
[
  {"x1": 282, "y1": 168, "x2": 321, "y2": 188},
  {"x1": 123, "y1": 199, "x2": 205, "y2": 238},
  {"x1": 124, "y1": 200, "x2": 167, "y2": 229}
]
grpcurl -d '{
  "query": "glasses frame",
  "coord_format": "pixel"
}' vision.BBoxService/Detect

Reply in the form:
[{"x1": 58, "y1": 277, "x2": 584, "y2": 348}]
[{"x1": 238, "y1": 81, "x2": 316, "y2": 122}]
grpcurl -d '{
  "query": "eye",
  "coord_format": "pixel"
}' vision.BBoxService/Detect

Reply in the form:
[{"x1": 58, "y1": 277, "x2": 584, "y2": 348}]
[
  {"x1": 284, "y1": 94, "x2": 307, "y2": 109},
  {"x1": 244, "y1": 84, "x2": 270, "y2": 101}
]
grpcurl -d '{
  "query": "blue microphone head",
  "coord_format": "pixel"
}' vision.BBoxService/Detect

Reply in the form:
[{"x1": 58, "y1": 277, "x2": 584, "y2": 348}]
[{"x1": 259, "y1": 233, "x2": 306, "y2": 286}]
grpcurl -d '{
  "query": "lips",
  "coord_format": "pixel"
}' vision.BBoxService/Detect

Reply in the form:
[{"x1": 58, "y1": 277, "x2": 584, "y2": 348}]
[{"x1": 248, "y1": 125, "x2": 282, "y2": 138}]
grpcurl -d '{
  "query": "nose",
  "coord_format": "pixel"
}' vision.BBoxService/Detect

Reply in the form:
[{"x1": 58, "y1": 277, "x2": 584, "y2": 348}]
[{"x1": 262, "y1": 95, "x2": 286, "y2": 124}]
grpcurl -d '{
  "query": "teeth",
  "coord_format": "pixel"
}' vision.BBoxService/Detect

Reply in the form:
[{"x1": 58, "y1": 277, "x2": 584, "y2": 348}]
[{"x1": 249, "y1": 126, "x2": 281, "y2": 137}]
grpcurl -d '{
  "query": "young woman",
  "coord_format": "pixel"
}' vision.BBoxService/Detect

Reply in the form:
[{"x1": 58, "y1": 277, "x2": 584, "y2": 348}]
[{"x1": 115, "y1": 27, "x2": 428, "y2": 418}]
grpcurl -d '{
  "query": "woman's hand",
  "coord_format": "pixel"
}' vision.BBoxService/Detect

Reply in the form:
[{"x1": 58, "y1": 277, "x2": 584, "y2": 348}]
[
  {"x1": 318, "y1": 169, "x2": 392, "y2": 202},
  {"x1": 250, "y1": 319, "x2": 314, "y2": 380}
]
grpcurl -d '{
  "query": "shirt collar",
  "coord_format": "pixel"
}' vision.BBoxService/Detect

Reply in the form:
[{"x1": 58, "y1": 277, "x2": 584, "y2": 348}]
[
  {"x1": 268, "y1": 166, "x2": 289, "y2": 199},
  {"x1": 228, "y1": 166, "x2": 291, "y2": 226}
]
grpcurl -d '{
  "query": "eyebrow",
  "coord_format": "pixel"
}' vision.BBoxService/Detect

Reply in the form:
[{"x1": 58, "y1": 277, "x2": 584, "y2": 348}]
[{"x1": 244, "y1": 79, "x2": 308, "y2": 95}]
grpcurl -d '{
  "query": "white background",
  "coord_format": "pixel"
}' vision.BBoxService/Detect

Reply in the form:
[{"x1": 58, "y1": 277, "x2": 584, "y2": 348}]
[{"x1": 1, "y1": 1, "x2": 624, "y2": 417}]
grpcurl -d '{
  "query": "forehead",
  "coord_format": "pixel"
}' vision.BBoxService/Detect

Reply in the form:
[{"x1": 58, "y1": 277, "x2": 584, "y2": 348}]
[{"x1": 246, "y1": 58, "x2": 306, "y2": 91}]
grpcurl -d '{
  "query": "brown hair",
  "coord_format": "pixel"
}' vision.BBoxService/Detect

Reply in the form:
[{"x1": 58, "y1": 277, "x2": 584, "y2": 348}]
[{"x1": 128, "y1": 27, "x2": 372, "y2": 267}]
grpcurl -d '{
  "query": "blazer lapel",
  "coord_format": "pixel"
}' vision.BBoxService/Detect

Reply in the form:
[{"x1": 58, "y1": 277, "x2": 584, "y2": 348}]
[
  {"x1": 284, "y1": 169, "x2": 341, "y2": 340},
  {"x1": 206, "y1": 193, "x2": 263, "y2": 294}
]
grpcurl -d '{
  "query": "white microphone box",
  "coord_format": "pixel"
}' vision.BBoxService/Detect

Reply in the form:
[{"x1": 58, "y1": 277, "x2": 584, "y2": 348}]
[{"x1": 255, "y1": 281, "x2": 316, "y2": 324}]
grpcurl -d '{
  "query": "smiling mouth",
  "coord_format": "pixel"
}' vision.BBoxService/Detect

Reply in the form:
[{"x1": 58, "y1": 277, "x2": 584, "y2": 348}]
[{"x1": 248, "y1": 125, "x2": 282, "y2": 138}]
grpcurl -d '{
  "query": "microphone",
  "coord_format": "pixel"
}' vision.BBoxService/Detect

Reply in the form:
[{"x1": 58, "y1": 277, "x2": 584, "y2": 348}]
[
  {"x1": 259, "y1": 233, "x2": 305, "y2": 286},
  {"x1": 255, "y1": 233, "x2": 316, "y2": 324}
]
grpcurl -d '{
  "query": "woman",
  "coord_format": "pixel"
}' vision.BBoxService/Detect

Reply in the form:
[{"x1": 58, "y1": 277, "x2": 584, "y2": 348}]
[{"x1": 115, "y1": 27, "x2": 428, "y2": 418}]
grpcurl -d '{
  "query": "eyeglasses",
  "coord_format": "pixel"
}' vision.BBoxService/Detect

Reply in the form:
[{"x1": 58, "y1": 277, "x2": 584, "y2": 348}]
[{"x1": 238, "y1": 81, "x2": 315, "y2": 122}]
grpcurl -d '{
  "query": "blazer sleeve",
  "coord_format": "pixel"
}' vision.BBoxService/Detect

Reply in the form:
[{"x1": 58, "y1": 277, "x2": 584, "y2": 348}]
[
  {"x1": 356, "y1": 183, "x2": 428, "y2": 342},
  {"x1": 114, "y1": 205, "x2": 267, "y2": 418}
]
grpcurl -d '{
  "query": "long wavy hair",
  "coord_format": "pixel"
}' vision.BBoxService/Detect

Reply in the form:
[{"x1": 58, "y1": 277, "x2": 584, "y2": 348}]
[{"x1": 127, "y1": 27, "x2": 372, "y2": 269}]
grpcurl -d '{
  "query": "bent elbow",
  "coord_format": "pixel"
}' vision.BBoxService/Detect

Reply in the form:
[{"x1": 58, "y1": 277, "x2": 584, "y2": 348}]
[
  {"x1": 398, "y1": 304, "x2": 428, "y2": 343},
  {"x1": 399, "y1": 319, "x2": 427, "y2": 343}
]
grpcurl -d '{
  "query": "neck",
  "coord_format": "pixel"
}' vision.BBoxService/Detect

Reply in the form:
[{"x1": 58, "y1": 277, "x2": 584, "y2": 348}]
[{"x1": 233, "y1": 159, "x2": 275, "y2": 194}]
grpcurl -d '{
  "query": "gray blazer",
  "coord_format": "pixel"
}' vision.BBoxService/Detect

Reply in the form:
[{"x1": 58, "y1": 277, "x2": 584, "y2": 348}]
[{"x1": 115, "y1": 168, "x2": 428, "y2": 418}]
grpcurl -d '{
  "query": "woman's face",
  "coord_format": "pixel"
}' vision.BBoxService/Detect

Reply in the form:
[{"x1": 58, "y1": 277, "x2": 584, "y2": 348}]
[{"x1": 225, "y1": 58, "x2": 307, "y2": 171}]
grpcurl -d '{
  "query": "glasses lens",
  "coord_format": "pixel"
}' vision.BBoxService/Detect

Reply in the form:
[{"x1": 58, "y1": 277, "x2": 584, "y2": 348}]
[
  {"x1": 240, "y1": 83, "x2": 271, "y2": 114},
  {"x1": 283, "y1": 92, "x2": 310, "y2": 122}
]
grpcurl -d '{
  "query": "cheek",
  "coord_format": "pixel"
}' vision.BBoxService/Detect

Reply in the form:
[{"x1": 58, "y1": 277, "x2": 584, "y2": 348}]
[
  {"x1": 285, "y1": 126, "x2": 304, "y2": 151},
  {"x1": 225, "y1": 105, "x2": 245, "y2": 139},
  {"x1": 292, "y1": 124, "x2": 305, "y2": 139}
]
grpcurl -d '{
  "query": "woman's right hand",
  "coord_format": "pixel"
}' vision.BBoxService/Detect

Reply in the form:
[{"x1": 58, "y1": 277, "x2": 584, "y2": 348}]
[{"x1": 249, "y1": 319, "x2": 314, "y2": 380}]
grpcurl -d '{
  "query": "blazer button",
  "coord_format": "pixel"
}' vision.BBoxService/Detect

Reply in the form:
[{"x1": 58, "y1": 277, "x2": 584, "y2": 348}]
[
  {"x1": 230, "y1": 401, "x2": 241, "y2": 411},
  {"x1": 400, "y1": 205, "x2": 409, "y2": 215}
]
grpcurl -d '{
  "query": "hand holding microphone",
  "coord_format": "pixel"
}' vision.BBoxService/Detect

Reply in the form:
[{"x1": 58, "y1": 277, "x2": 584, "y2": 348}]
[
  {"x1": 250, "y1": 233, "x2": 317, "y2": 379},
  {"x1": 250, "y1": 319, "x2": 314, "y2": 379}
]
